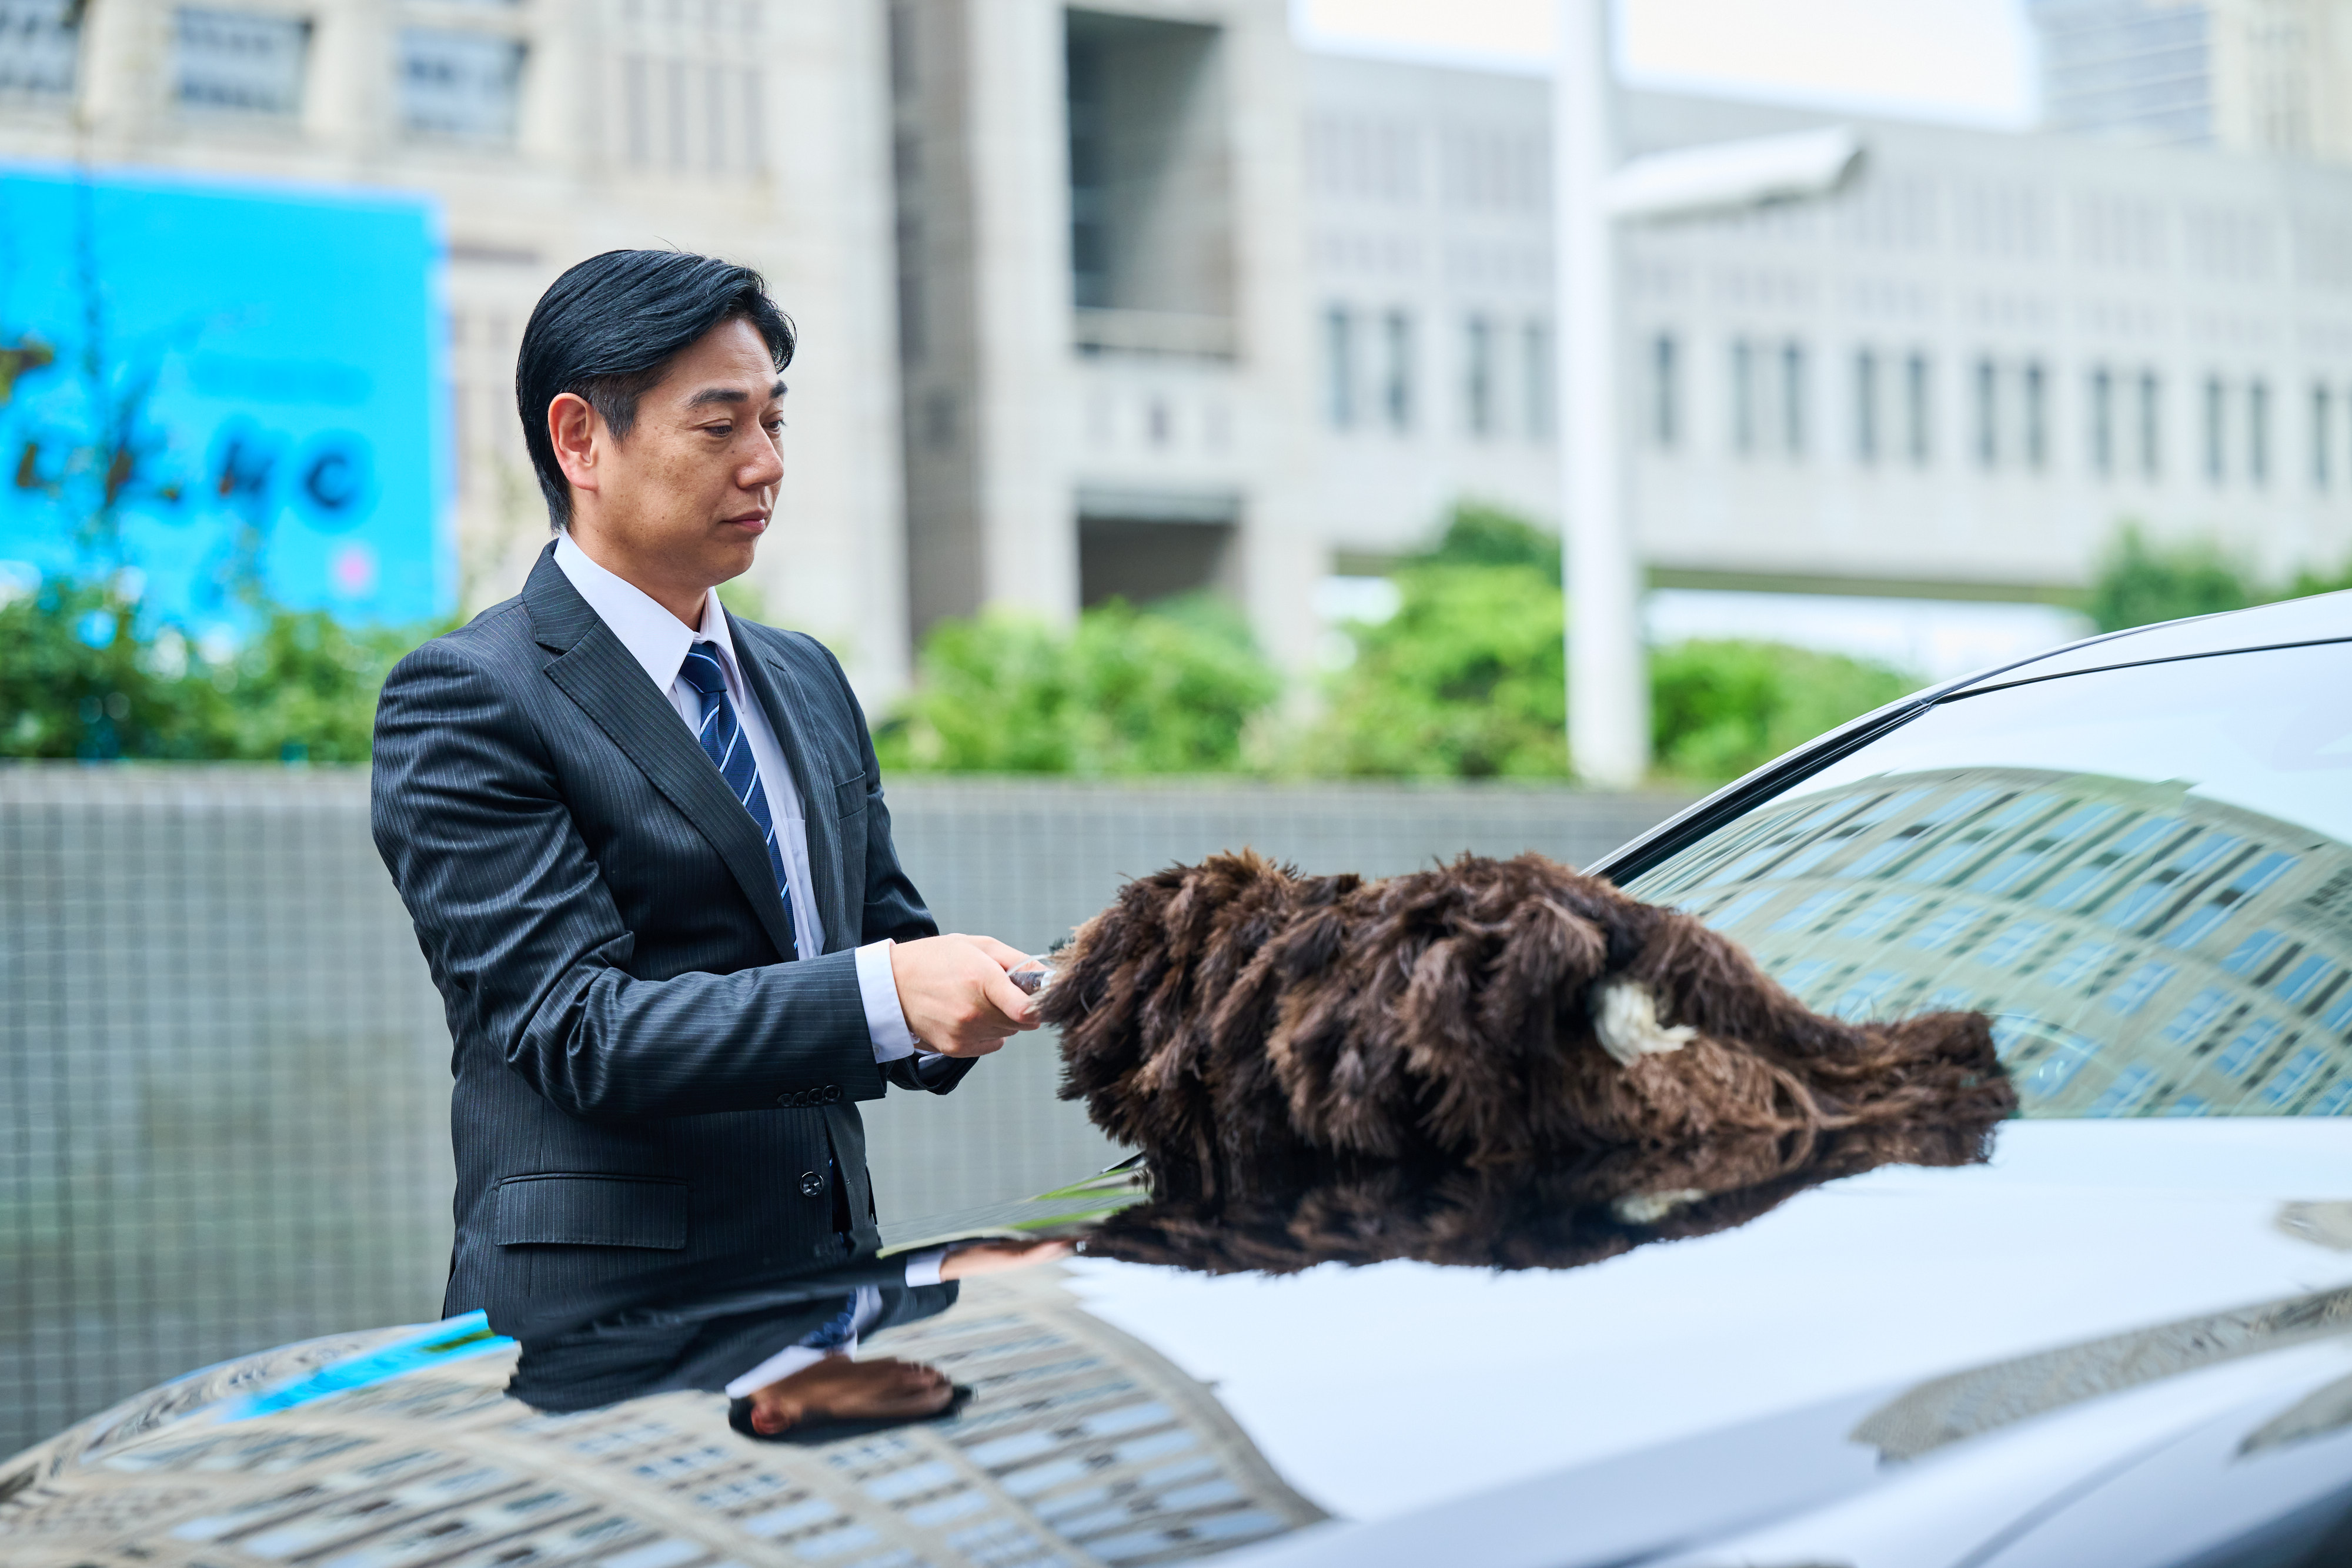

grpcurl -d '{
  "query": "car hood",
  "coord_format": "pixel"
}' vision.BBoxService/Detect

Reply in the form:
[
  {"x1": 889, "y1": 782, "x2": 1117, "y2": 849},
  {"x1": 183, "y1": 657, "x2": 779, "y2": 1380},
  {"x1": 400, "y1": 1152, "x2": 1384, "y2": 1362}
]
[{"x1": 7, "y1": 1119, "x2": 2351, "y2": 1568}]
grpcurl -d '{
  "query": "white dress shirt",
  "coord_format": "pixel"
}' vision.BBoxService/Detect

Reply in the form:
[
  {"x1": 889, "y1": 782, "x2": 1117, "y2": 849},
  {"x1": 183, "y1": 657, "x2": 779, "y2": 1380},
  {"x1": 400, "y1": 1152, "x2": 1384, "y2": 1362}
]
[
  {"x1": 720, "y1": 1249, "x2": 948, "y2": 1398},
  {"x1": 552, "y1": 534, "x2": 920, "y2": 1063}
]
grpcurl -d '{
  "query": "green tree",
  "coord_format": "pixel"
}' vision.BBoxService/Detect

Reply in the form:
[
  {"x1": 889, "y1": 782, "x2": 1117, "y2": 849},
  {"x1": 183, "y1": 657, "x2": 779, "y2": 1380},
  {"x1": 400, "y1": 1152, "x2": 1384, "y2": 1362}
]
[
  {"x1": 2087, "y1": 524, "x2": 2258, "y2": 633},
  {"x1": 1651, "y1": 639, "x2": 1917, "y2": 785},
  {"x1": 1310, "y1": 560, "x2": 1569, "y2": 778},
  {"x1": 881, "y1": 594, "x2": 1281, "y2": 775},
  {"x1": 1422, "y1": 500, "x2": 1562, "y2": 583}
]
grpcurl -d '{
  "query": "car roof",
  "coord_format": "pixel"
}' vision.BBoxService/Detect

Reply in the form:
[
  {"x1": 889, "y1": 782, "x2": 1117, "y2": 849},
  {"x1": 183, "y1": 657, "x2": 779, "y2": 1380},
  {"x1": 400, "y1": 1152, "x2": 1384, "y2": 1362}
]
[{"x1": 1948, "y1": 587, "x2": 2352, "y2": 694}]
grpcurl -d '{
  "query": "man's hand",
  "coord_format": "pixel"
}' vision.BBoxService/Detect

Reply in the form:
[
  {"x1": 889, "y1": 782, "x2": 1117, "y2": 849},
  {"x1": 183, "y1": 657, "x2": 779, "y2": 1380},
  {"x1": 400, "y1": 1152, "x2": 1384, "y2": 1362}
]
[
  {"x1": 939, "y1": 1238, "x2": 1076, "y2": 1281},
  {"x1": 746, "y1": 1355, "x2": 952, "y2": 1435},
  {"x1": 889, "y1": 934, "x2": 1042, "y2": 1058}
]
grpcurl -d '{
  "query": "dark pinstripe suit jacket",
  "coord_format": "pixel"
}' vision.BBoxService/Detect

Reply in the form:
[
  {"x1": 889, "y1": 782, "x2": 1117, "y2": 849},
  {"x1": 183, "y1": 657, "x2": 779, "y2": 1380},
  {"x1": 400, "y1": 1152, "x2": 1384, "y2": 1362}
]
[
  {"x1": 508, "y1": 1272, "x2": 958, "y2": 1414},
  {"x1": 371, "y1": 543, "x2": 970, "y2": 1332}
]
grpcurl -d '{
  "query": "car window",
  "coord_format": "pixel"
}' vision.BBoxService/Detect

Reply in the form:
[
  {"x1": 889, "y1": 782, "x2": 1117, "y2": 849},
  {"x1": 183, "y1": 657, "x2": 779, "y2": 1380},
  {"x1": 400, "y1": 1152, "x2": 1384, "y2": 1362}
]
[{"x1": 1621, "y1": 642, "x2": 2352, "y2": 1118}]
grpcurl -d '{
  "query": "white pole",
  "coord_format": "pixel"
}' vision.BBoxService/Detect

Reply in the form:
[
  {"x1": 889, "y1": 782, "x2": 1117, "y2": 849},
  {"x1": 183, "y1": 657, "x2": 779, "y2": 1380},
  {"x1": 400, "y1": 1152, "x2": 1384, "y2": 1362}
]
[{"x1": 1555, "y1": 0, "x2": 1648, "y2": 788}]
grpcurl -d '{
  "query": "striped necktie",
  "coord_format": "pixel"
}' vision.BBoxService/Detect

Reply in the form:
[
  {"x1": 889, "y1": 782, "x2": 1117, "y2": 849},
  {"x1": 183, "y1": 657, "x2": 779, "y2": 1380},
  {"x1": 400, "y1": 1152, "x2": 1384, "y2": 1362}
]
[{"x1": 678, "y1": 643, "x2": 798, "y2": 958}]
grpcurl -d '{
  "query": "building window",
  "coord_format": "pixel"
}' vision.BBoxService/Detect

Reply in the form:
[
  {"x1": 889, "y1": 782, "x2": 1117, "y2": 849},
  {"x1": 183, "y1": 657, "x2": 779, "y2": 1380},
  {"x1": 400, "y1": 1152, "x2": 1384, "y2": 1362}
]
[
  {"x1": 175, "y1": 8, "x2": 309, "y2": 114},
  {"x1": 1853, "y1": 347, "x2": 1877, "y2": 464},
  {"x1": 1906, "y1": 352, "x2": 1931, "y2": 465},
  {"x1": 1652, "y1": 332, "x2": 1678, "y2": 449},
  {"x1": 1323, "y1": 305, "x2": 1354, "y2": 429},
  {"x1": 1731, "y1": 337, "x2": 1755, "y2": 456},
  {"x1": 2315, "y1": 383, "x2": 2333, "y2": 490},
  {"x1": 2024, "y1": 360, "x2": 2047, "y2": 470},
  {"x1": 1974, "y1": 357, "x2": 1998, "y2": 468},
  {"x1": 1780, "y1": 340, "x2": 1806, "y2": 457},
  {"x1": 398, "y1": 30, "x2": 524, "y2": 142},
  {"x1": 2090, "y1": 366, "x2": 2114, "y2": 478},
  {"x1": 2204, "y1": 375, "x2": 2226, "y2": 483},
  {"x1": 1522, "y1": 319, "x2": 1550, "y2": 441},
  {"x1": 2248, "y1": 379, "x2": 2269, "y2": 487},
  {"x1": 1381, "y1": 309, "x2": 1412, "y2": 432},
  {"x1": 1465, "y1": 314, "x2": 1494, "y2": 437},
  {"x1": 0, "y1": 0, "x2": 80, "y2": 95},
  {"x1": 2138, "y1": 370, "x2": 2161, "y2": 478}
]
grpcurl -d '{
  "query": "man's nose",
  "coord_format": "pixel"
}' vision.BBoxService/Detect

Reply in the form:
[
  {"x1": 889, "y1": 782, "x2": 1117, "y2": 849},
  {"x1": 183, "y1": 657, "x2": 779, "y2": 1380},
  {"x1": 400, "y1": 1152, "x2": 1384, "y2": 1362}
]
[{"x1": 743, "y1": 437, "x2": 784, "y2": 489}]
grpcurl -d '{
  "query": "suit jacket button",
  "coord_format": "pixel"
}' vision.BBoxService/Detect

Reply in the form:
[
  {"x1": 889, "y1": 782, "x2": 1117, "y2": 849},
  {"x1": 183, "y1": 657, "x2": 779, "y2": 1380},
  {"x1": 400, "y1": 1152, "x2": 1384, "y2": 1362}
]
[
  {"x1": 824, "y1": 1084, "x2": 842, "y2": 1104},
  {"x1": 799, "y1": 1171, "x2": 825, "y2": 1198}
]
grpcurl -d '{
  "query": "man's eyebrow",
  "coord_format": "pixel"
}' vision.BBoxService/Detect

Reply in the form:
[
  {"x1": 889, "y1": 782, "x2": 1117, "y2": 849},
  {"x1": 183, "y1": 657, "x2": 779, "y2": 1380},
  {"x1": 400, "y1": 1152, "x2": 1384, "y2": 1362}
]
[{"x1": 685, "y1": 380, "x2": 787, "y2": 409}]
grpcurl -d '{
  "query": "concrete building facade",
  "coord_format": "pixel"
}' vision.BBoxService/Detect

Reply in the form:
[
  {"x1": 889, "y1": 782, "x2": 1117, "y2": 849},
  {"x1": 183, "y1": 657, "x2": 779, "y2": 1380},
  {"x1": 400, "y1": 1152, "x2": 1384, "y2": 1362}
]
[
  {"x1": 2029, "y1": 0, "x2": 2352, "y2": 163},
  {"x1": 1302, "y1": 58, "x2": 2352, "y2": 608},
  {"x1": 0, "y1": 0, "x2": 914, "y2": 697},
  {"x1": 887, "y1": 0, "x2": 1324, "y2": 674}
]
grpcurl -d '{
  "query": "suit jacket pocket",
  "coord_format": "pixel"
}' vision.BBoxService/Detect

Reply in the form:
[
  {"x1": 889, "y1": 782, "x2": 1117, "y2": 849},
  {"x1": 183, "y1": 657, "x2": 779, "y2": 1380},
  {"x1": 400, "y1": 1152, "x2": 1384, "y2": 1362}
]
[
  {"x1": 834, "y1": 773, "x2": 868, "y2": 818},
  {"x1": 493, "y1": 1173, "x2": 689, "y2": 1249}
]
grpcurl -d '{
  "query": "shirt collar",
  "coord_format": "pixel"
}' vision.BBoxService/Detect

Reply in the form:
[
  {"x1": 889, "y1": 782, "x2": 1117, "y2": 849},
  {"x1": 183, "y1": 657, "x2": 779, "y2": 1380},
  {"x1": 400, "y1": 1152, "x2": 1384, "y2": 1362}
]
[{"x1": 552, "y1": 532, "x2": 739, "y2": 694}]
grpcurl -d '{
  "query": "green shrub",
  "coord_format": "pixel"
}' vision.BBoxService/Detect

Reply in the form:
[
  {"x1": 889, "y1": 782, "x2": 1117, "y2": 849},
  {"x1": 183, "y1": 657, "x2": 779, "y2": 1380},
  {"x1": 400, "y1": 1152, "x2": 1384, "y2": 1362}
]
[
  {"x1": 1423, "y1": 501, "x2": 1562, "y2": 584},
  {"x1": 2087, "y1": 525, "x2": 2258, "y2": 633},
  {"x1": 881, "y1": 594, "x2": 1282, "y2": 775},
  {"x1": 0, "y1": 575, "x2": 436, "y2": 763},
  {"x1": 1309, "y1": 560, "x2": 1569, "y2": 778},
  {"x1": 1651, "y1": 639, "x2": 1917, "y2": 785}
]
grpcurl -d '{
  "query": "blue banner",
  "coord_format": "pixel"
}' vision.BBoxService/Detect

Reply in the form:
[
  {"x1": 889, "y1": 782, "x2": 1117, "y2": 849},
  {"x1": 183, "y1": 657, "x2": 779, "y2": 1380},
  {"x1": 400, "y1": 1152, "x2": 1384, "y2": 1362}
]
[{"x1": 0, "y1": 165, "x2": 448, "y2": 631}]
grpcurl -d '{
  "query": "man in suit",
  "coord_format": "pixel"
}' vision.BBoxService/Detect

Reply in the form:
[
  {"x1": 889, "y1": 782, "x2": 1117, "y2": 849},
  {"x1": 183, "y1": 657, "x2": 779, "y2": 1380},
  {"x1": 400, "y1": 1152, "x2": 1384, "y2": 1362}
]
[
  {"x1": 506, "y1": 1238, "x2": 1071, "y2": 1437},
  {"x1": 372, "y1": 249, "x2": 1040, "y2": 1334}
]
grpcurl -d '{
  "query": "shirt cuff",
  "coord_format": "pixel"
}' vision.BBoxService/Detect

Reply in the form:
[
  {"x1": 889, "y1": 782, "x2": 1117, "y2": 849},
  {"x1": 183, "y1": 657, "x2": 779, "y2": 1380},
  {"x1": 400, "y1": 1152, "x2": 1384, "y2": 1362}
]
[
  {"x1": 902, "y1": 1248, "x2": 948, "y2": 1288},
  {"x1": 857, "y1": 940, "x2": 919, "y2": 1063},
  {"x1": 723, "y1": 1344, "x2": 830, "y2": 1400}
]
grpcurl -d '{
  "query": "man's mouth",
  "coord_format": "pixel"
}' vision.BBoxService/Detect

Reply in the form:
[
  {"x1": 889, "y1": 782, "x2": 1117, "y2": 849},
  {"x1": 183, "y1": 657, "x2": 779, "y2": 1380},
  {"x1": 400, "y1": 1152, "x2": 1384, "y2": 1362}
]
[{"x1": 724, "y1": 512, "x2": 770, "y2": 533}]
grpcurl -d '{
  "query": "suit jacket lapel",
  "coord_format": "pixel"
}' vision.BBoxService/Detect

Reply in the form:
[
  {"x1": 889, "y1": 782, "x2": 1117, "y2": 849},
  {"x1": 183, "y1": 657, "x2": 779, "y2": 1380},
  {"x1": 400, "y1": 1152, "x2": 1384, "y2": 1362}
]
[
  {"x1": 523, "y1": 550, "x2": 800, "y2": 962},
  {"x1": 733, "y1": 619, "x2": 852, "y2": 954}
]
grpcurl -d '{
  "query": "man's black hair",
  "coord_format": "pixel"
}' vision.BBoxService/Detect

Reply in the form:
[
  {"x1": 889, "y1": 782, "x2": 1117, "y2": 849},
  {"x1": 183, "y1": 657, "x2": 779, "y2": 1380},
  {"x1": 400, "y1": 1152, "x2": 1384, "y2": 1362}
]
[{"x1": 515, "y1": 249, "x2": 796, "y2": 530}]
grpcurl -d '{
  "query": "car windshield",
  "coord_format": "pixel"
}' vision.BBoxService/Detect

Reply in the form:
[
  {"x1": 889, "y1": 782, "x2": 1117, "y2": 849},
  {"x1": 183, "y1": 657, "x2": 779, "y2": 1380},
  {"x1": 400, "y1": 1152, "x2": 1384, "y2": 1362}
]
[{"x1": 1621, "y1": 641, "x2": 2352, "y2": 1118}]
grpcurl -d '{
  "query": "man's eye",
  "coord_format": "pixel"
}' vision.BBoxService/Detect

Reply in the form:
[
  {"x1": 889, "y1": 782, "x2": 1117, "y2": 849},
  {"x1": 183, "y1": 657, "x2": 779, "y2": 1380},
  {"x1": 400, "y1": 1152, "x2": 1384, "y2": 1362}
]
[{"x1": 702, "y1": 423, "x2": 733, "y2": 437}]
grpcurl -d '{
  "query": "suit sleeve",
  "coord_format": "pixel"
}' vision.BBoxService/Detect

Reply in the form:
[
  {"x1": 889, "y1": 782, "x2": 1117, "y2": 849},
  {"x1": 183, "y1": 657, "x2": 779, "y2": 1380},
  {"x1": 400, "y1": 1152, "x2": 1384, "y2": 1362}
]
[
  {"x1": 371, "y1": 638, "x2": 884, "y2": 1122},
  {"x1": 815, "y1": 643, "x2": 975, "y2": 1098}
]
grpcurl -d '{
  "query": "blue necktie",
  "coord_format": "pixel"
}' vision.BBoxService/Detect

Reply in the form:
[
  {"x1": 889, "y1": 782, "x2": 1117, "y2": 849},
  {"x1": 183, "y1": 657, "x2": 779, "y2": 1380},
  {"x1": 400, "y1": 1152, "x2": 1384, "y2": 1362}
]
[
  {"x1": 806, "y1": 1294, "x2": 861, "y2": 1352},
  {"x1": 679, "y1": 643, "x2": 797, "y2": 958}
]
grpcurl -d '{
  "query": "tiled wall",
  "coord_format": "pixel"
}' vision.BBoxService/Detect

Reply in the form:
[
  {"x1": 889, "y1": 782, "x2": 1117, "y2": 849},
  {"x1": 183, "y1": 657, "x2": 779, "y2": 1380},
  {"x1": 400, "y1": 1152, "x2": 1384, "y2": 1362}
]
[{"x1": 0, "y1": 765, "x2": 1682, "y2": 1455}]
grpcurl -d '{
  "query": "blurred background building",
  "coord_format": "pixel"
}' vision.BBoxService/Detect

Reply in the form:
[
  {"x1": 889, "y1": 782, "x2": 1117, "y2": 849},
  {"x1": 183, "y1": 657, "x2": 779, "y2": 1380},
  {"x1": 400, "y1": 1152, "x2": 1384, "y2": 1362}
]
[{"x1": 4, "y1": 0, "x2": 2347, "y2": 689}]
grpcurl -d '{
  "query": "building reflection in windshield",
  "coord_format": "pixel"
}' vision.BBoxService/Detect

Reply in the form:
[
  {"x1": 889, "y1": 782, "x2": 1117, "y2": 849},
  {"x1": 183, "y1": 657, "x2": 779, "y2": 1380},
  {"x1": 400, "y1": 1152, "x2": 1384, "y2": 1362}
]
[{"x1": 1626, "y1": 766, "x2": 2352, "y2": 1118}]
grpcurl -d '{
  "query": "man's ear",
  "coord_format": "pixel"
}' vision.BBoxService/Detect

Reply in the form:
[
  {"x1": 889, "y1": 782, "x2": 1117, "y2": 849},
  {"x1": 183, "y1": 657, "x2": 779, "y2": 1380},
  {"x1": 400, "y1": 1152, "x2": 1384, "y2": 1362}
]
[{"x1": 547, "y1": 392, "x2": 602, "y2": 497}]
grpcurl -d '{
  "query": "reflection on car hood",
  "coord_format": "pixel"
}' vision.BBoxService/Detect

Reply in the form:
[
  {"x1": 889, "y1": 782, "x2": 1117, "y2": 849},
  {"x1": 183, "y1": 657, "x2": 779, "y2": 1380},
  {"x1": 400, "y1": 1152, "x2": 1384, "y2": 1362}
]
[{"x1": 6, "y1": 1121, "x2": 2352, "y2": 1568}]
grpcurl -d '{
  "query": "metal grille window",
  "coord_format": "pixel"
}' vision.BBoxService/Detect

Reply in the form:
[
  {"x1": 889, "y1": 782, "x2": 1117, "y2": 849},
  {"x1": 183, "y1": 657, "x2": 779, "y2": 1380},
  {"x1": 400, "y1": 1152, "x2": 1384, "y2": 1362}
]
[
  {"x1": 1381, "y1": 309, "x2": 1412, "y2": 432},
  {"x1": 399, "y1": 29, "x2": 523, "y2": 142},
  {"x1": 1974, "y1": 356, "x2": 1999, "y2": 468},
  {"x1": 2248, "y1": 379, "x2": 2270, "y2": 487},
  {"x1": 1522, "y1": 318, "x2": 1549, "y2": 441},
  {"x1": 1780, "y1": 339, "x2": 1806, "y2": 457},
  {"x1": 2090, "y1": 366, "x2": 2113, "y2": 478},
  {"x1": 2314, "y1": 383, "x2": 2333, "y2": 491},
  {"x1": 1853, "y1": 347, "x2": 1877, "y2": 464},
  {"x1": 1732, "y1": 337, "x2": 1755, "y2": 456},
  {"x1": 2204, "y1": 374, "x2": 2227, "y2": 483},
  {"x1": 175, "y1": 8, "x2": 309, "y2": 115},
  {"x1": 1653, "y1": 331, "x2": 1678, "y2": 449},
  {"x1": 1906, "y1": 350, "x2": 1931, "y2": 465},
  {"x1": 1464, "y1": 313, "x2": 1494, "y2": 437},
  {"x1": 1322, "y1": 305, "x2": 1353, "y2": 429},
  {"x1": 0, "y1": 0, "x2": 77, "y2": 95},
  {"x1": 2024, "y1": 360, "x2": 2047, "y2": 470}
]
